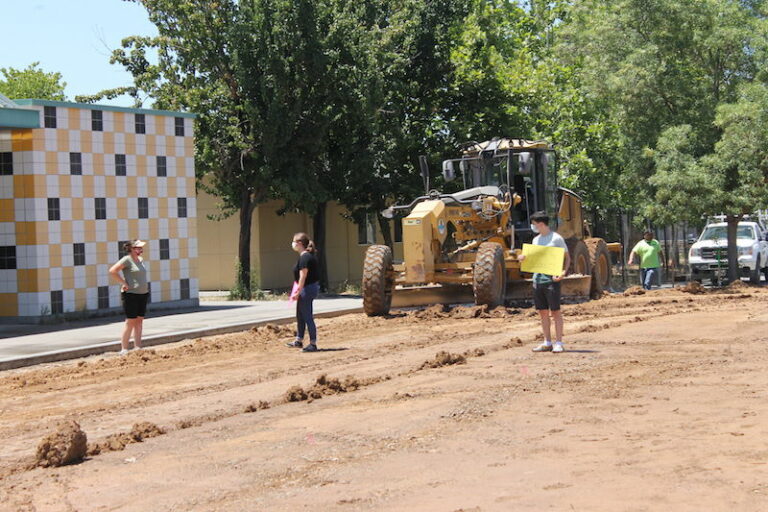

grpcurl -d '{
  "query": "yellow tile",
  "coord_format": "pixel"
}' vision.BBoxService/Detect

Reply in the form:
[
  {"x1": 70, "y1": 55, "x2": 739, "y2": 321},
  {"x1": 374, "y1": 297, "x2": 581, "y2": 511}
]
[
  {"x1": 11, "y1": 130, "x2": 33, "y2": 151},
  {"x1": 71, "y1": 198, "x2": 83, "y2": 219},
  {"x1": 156, "y1": 116, "x2": 166, "y2": 136},
  {"x1": 185, "y1": 138, "x2": 194, "y2": 158},
  {"x1": 0, "y1": 199, "x2": 14, "y2": 222},
  {"x1": 126, "y1": 177, "x2": 137, "y2": 196},
  {"x1": 17, "y1": 269, "x2": 39, "y2": 293},
  {"x1": 34, "y1": 222, "x2": 48, "y2": 245},
  {"x1": 82, "y1": 176, "x2": 94, "y2": 199},
  {"x1": 81, "y1": 130, "x2": 92, "y2": 154},
  {"x1": 68, "y1": 109, "x2": 81, "y2": 130},
  {"x1": 113, "y1": 112, "x2": 125, "y2": 132},
  {"x1": 170, "y1": 261, "x2": 179, "y2": 280},
  {"x1": 13, "y1": 175, "x2": 34, "y2": 198},
  {"x1": 125, "y1": 133, "x2": 136, "y2": 156},
  {"x1": 62, "y1": 266, "x2": 74, "y2": 283},
  {"x1": 135, "y1": 154, "x2": 146, "y2": 177},
  {"x1": 105, "y1": 176, "x2": 116, "y2": 197},
  {"x1": 178, "y1": 242, "x2": 187, "y2": 259},
  {"x1": 75, "y1": 288, "x2": 87, "y2": 310},
  {"x1": 58, "y1": 175, "x2": 71, "y2": 197},
  {"x1": 49, "y1": 244, "x2": 62, "y2": 267},
  {"x1": 86, "y1": 266, "x2": 97, "y2": 287},
  {"x1": 106, "y1": 219, "x2": 117, "y2": 238},
  {"x1": 0, "y1": 294, "x2": 18, "y2": 316},
  {"x1": 57, "y1": 130, "x2": 69, "y2": 152},
  {"x1": 14, "y1": 222, "x2": 37, "y2": 244},
  {"x1": 59, "y1": 220, "x2": 72, "y2": 244},
  {"x1": 149, "y1": 218, "x2": 158, "y2": 238},
  {"x1": 161, "y1": 283, "x2": 170, "y2": 302},
  {"x1": 93, "y1": 153, "x2": 104, "y2": 174},
  {"x1": 84, "y1": 220, "x2": 95, "y2": 242},
  {"x1": 146, "y1": 134, "x2": 155, "y2": 156},
  {"x1": 168, "y1": 218, "x2": 177, "y2": 238},
  {"x1": 103, "y1": 131, "x2": 114, "y2": 154}
]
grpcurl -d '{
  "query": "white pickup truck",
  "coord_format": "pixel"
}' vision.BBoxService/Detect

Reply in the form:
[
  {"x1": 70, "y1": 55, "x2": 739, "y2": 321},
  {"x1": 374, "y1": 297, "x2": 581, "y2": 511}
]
[{"x1": 689, "y1": 221, "x2": 768, "y2": 285}]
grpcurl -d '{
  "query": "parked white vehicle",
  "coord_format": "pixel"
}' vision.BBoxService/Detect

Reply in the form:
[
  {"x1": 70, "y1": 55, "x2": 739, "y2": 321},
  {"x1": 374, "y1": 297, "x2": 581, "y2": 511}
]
[{"x1": 688, "y1": 221, "x2": 768, "y2": 285}]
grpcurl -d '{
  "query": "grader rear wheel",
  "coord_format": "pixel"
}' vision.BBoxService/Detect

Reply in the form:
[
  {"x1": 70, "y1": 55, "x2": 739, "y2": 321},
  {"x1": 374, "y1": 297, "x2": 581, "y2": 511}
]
[
  {"x1": 473, "y1": 242, "x2": 506, "y2": 307},
  {"x1": 362, "y1": 245, "x2": 394, "y2": 316},
  {"x1": 566, "y1": 239, "x2": 590, "y2": 277},
  {"x1": 585, "y1": 238, "x2": 611, "y2": 297}
]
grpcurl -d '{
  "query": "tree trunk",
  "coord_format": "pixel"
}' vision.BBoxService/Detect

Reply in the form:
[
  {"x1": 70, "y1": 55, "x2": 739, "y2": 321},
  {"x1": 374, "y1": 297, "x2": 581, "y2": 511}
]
[
  {"x1": 312, "y1": 201, "x2": 329, "y2": 292},
  {"x1": 237, "y1": 189, "x2": 256, "y2": 299},
  {"x1": 726, "y1": 214, "x2": 742, "y2": 283},
  {"x1": 378, "y1": 215, "x2": 393, "y2": 249}
]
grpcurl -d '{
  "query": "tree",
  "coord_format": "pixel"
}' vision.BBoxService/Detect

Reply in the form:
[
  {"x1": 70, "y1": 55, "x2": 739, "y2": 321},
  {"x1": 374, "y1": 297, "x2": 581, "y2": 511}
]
[
  {"x1": 648, "y1": 83, "x2": 768, "y2": 281},
  {"x1": 107, "y1": 0, "x2": 332, "y2": 298},
  {"x1": 0, "y1": 62, "x2": 66, "y2": 100}
]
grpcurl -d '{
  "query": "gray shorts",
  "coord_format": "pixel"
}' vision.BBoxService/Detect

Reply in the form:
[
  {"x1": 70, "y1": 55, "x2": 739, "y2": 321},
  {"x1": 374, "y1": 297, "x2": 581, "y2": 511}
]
[{"x1": 533, "y1": 281, "x2": 561, "y2": 311}]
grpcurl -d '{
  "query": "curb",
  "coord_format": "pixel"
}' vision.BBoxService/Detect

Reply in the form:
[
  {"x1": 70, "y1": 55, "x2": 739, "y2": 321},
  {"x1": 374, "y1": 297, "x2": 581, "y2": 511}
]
[{"x1": 0, "y1": 307, "x2": 363, "y2": 372}]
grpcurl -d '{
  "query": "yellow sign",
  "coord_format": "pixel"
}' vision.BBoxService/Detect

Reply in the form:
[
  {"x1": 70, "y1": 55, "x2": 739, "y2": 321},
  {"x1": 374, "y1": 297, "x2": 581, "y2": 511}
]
[{"x1": 520, "y1": 243, "x2": 565, "y2": 276}]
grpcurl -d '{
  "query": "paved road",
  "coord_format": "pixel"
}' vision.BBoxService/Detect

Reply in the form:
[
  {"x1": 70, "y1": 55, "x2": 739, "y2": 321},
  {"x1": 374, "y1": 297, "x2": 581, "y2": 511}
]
[{"x1": 0, "y1": 296, "x2": 362, "y2": 370}]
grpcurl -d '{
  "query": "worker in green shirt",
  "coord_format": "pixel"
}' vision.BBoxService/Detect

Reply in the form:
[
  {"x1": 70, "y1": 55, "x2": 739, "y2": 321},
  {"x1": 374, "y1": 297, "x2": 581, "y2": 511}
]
[{"x1": 628, "y1": 231, "x2": 663, "y2": 290}]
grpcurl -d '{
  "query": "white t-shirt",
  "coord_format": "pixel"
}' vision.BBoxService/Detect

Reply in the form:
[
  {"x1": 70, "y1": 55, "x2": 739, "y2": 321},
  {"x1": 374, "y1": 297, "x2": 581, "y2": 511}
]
[{"x1": 532, "y1": 230, "x2": 568, "y2": 284}]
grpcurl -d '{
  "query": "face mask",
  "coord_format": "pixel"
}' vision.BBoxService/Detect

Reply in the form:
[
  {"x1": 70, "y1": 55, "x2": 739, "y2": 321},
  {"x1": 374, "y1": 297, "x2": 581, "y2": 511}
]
[
  {"x1": 291, "y1": 241, "x2": 299, "y2": 250},
  {"x1": 530, "y1": 223, "x2": 539, "y2": 234}
]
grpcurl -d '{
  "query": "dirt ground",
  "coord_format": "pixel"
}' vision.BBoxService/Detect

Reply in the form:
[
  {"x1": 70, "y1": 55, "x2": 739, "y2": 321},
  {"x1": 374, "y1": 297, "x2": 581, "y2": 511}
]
[{"x1": 1, "y1": 283, "x2": 767, "y2": 511}]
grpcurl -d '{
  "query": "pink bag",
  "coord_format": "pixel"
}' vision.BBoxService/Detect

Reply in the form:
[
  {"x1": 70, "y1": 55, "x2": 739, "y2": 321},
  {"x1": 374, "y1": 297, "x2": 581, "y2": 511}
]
[{"x1": 289, "y1": 281, "x2": 300, "y2": 302}]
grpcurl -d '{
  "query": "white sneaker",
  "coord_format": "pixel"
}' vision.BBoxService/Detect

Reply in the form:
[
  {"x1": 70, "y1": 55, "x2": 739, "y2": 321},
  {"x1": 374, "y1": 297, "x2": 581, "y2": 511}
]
[
  {"x1": 552, "y1": 342, "x2": 565, "y2": 353},
  {"x1": 532, "y1": 342, "x2": 553, "y2": 352},
  {"x1": 119, "y1": 349, "x2": 130, "y2": 356}
]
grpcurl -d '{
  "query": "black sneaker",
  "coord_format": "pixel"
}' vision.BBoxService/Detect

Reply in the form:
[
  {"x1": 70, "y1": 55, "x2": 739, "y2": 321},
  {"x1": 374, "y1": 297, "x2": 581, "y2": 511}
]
[
  {"x1": 302, "y1": 343, "x2": 318, "y2": 353},
  {"x1": 286, "y1": 340, "x2": 303, "y2": 348}
]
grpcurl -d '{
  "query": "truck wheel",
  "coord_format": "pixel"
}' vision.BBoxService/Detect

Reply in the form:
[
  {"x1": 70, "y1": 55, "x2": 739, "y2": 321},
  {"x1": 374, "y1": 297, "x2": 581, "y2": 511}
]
[
  {"x1": 566, "y1": 239, "x2": 590, "y2": 277},
  {"x1": 473, "y1": 242, "x2": 506, "y2": 307},
  {"x1": 362, "y1": 245, "x2": 394, "y2": 316},
  {"x1": 585, "y1": 238, "x2": 611, "y2": 298},
  {"x1": 750, "y1": 256, "x2": 761, "y2": 284}
]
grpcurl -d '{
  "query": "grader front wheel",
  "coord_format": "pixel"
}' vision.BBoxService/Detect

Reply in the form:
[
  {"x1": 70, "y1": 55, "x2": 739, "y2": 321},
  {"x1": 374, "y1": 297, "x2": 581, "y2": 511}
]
[
  {"x1": 362, "y1": 245, "x2": 394, "y2": 316},
  {"x1": 473, "y1": 242, "x2": 506, "y2": 307}
]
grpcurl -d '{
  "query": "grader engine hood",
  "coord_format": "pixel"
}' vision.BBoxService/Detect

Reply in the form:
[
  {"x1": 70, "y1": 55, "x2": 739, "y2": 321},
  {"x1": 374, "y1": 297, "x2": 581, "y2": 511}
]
[{"x1": 402, "y1": 200, "x2": 448, "y2": 283}]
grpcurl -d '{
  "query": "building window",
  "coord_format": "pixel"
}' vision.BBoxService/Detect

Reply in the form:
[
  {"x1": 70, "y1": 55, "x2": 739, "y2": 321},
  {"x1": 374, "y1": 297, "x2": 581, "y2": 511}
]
[
  {"x1": 0, "y1": 152, "x2": 12, "y2": 175},
  {"x1": 115, "y1": 154, "x2": 126, "y2": 176},
  {"x1": 0, "y1": 246, "x2": 16, "y2": 270},
  {"x1": 135, "y1": 113, "x2": 146, "y2": 134},
  {"x1": 156, "y1": 155, "x2": 167, "y2": 177},
  {"x1": 357, "y1": 213, "x2": 377, "y2": 245},
  {"x1": 180, "y1": 278, "x2": 190, "y2": 300},
  {"x1": 177, "y1": 197, "x2": 187, "y2": 218},
  {"x1": 50, "y1": 290, "x2": 63, "y2": 314},
  {"x1": 91, "y1": 110, "x2": 103, "y2": 131},
  {"x1": 95, "y1": 197, "x2": 107, "y2": 220},
  {"x1": 175, "y1": 117, "x2": 185, "y2": 136},
  {"x1": 159, "y1": 239, "x2": 170, "y2": 260},
  {"x1": 69, "y1": 152, "x2": 82, "y2": 175},
  {"x1": 138, "y1": 197, "x2": 149, "y2": 219},
  {"x1": 73, "y1": 243, "x2": 86, "y2": 266},
  {"x1": 98, "y1": 286, "x2": 110, "y2": 309},
  {"x1": 117, "y1": 240, "x2": 130, "y2": 258},
  {"x1": 44, "y1": 106, "x2": 57, "y2": 128},
  {"x1": 47, "y1": 198, "x2": 60, "y2": 221}
]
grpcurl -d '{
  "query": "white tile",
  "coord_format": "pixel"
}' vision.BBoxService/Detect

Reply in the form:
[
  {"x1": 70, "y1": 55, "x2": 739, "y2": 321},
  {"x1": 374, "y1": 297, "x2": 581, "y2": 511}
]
[
  {"x1": 114, "y1": 132, "x2": 125, "y2": 154},
  {"x1": 72, "y1": 220, "x2": 84, "y2": 240},
  {"x1": 13, "y1": 198, "x2": 28, "y2": 222},
  {"x1": 97, "y1": 264, "x2": 110, "y2": 286},
  {"x1": 170, "y1": 279, "x2": 180, "y2": 300},
  {"x1": 170, "y1": 238, "x2": 179, "y2": 259},
  {"x1": 0, "y1": 223, "x2": 15, "y2": 245},
  {"x1": 125, "y1": 114, "x2": 133, "y2": 134},
  {"x1": 151, "y1": 282, "x2": 161, "y2": 303},
  {"x1": 95, "y1": 220, "x2": 108, "y2": 242},
  {"x1": 149, "y1": 197, "x2": 159, "y2": 219},
  {"x1": 48, "y1": 221, "x2": 61, "y2": 244},
  {"x1": 74, "y1": 266, "x2": 86, "y2": 288},
  {"x1": 190, "y1": 278, "x2": 199, "y2": 298},
  {"x1": 15, "y1": 245, "x2": 35, "y2": 269},
  {"x1": 155, "y1": 135, "x2": 165, "y2": 152},
  {"x1": 94, "y1": 175, "x2": 105, "y2": 196},
  {"x1": 188, "y1": 238, "x2": 197, "y2": 258},
  {"x1": 109, "y1": 286, "x2": 120, "y2": 307},
  {"x1": 50, "y1": 267, "x2": 62, "y2": 290},
  {"x1": 137, "y1": 176, "x2": 148, "y2": 196},
  {"x1": 136, "y1": 134, "x2": 146, "y2": 155},
  {"x1": 126, "y1": 154, "x2": 137, "y2": 177},
  {"x1": 138, "y1": 218, "x2": 149, "y2": 239},
  {"x1": 45, "y1": 133, "x2": 57, "y2": 152},
  {"x1": 0, "y1": 136, "x2": 10, "y2": 152},
  {"x1": 86, "y1": 242, "x2": 97, "y2": 261},
  {"x1": 70, "y1": 175, "x2": 83, "y2": 198},
  {"x1": 117, "y1": 219, "x2": 129, "y2": 240},
  {"x1": 61, "y1": 245, "x2": 74, "y2": 267},
  {"x1": 12, "y1": 152, "x2": 24, "y2": 174},
  {"x1": 86, "y1": 287, "x2": 98, "y2": 310},
  {"x1": 57, "y1": 110, "x2": 69, "y2": 130},
  {"x1": 127, "y1": 198, "x2": 137, "y2": 219},
  {"x1": 178, "y1": 218, "x2": 188, "y2": 238},
  {"x1": 176, "y1": 179, "x2": 186, "y2": 197},
  {"x1": 187, "y1": 197, "x2": 196, "y2": 218},
  {"x1": 159, "y1": 218, "x2": 168, "y2": 238},
  {"x1": 82, "y1": 153, "x2": 93, "y2": 176},
  {"x1": 160, "y1": 259, "x2": 170, "y2": 281},
  {"x1": 166, "y1": 156, "x2": 176, "y2": 177},
  {"x1": 36, "y1": 245, "x2": 49, "y2": 268},
  {"x1": 103, "y1": 111, "x2": 114, "y2": 132},
  {"x1": 92, "y1": 131, "x2": 103, "y2": 154},
  {"x1": 146, "y1": 115, "x2": 156, "y2": 135},
  {"x1": 179, "y1": 258, "x2": 189, "y2": 278},
  {"x1": 116, "y1": 177, "x2": 127, "y2": 198},
  {"x1": 59, "y1": 197, "x2": 72, "y2": 221},
  {"x1": 0, "y1": 269, "x2": 18, "y2": 293},
  {"x1": 83, "y1": 198, "x2": 95, "y2": 220},
  {"x1": 57, "y1": 151, "x2": 69, "y2": 174},
  {"x1": 185, "y1": 157, "x2": 195, "y2": 177},
  {"x1": 68, "y1": 130, "x2": 81, "y2": 152},
  {"x1": 0, "y1": 175, "x2": 13, "y2": 199},
  {"x1": 46, "y1": 174, "x2": 59, "y2": 196},
  {"x1": 156, "y1": 177, "x2": 167, "y2": 198},
  {"x1": 63, "y1": 289, "x2": 76, "y2": 313}
]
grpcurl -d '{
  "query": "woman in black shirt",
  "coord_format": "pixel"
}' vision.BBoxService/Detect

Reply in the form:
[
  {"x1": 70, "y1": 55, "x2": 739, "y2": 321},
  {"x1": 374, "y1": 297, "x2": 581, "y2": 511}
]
[{"x1": 287, "y1": 232, "x2": 321, "y2": 352}]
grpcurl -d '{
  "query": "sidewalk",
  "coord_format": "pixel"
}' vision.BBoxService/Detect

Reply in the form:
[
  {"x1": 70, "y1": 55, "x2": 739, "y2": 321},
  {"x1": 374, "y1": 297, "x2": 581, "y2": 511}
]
[{"x1": 0, "y1": 296, "x2": 362, "y2": 371}]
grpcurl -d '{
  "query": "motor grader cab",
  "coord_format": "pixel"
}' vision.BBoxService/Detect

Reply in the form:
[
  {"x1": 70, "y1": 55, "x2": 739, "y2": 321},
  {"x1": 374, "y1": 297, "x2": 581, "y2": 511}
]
[{"x1": 362, "y1": 138, "x2": 615, "y2": 316}]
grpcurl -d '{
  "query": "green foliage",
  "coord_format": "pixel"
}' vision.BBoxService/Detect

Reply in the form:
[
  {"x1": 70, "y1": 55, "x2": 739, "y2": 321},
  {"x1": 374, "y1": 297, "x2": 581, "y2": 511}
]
[{"x1": 0, "y1": 62, "x2": 66, "y2": 100}]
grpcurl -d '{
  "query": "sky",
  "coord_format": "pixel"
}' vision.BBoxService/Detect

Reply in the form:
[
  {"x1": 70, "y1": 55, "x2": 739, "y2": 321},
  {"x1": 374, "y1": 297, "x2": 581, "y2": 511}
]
[{"x1": 0, "y1": 0, "x2": 158, "y2": 106}]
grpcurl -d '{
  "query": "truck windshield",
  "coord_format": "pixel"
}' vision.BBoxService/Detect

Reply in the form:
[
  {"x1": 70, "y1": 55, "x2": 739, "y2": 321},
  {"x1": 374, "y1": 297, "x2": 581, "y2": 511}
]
[
  {"x1": 462, "y1": 157, "x2": 506, "y2": 188},
  {"x1": 700, "y1": 226, "x2": 755, "y2": 240}
]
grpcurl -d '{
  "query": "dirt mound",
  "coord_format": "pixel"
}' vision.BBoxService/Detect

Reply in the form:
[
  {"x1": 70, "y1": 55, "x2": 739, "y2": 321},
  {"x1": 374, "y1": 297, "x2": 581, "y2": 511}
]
[
  {"x1": 419, "y1": 351, "x2": 467, "y2": 370},
  {"x1": 251, "y1": 323, "x2": 295, "y2": 340},
  {"x1": 623, "y1": 286, "x2": 646, "y2": 296},
  {"x1": 680, "y1": 281, "x2": 706, "y2": 294},
  {"x1": 284, "y1": 374, "x2": 382, "y2": 403},
  {"x1": 35, "y1": 420, "x2": 88, "y2": 467},
  {"x1": 502, "y1": 337, "x2": 524, "y2": 349},
  {"x1": 87, "y1": 422, "x2": 165, "y2": 456},
  {"x1": 244, "y1": 401, "x2": 271, "y2": 413},
  {"x1": 411, "y1": 304, "x2": 521, "y2": 320}
]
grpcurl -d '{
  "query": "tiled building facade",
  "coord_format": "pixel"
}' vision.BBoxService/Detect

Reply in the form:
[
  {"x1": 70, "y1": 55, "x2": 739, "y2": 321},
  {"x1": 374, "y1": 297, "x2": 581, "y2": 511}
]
[{"x1": 0, "y1": 98, "x2": 198, "y2": 321}]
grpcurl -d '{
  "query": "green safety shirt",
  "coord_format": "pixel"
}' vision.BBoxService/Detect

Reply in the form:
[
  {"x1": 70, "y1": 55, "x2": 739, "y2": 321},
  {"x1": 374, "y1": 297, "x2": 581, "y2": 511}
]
[{"x1": 631, "y1": 239, "x2": 661, "y2": 269}]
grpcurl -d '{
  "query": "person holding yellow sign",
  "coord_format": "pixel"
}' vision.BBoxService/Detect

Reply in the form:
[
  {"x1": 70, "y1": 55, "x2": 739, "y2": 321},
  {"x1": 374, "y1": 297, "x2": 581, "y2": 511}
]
[{"x1": 517, "y1": 212, "x2": 571, "y2": 353}]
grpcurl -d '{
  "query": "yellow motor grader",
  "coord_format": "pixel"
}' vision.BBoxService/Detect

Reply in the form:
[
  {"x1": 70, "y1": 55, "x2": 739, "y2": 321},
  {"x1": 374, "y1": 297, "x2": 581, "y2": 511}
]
[{"x1": 362, "y1": 138, "x2": 619, "y2": 316}]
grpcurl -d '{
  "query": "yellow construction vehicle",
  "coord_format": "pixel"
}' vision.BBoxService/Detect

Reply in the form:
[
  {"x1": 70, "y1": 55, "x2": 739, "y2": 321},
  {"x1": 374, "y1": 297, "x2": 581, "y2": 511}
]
[{"x1": 362, "y1": 138, "x2": 619, "y2": 316}]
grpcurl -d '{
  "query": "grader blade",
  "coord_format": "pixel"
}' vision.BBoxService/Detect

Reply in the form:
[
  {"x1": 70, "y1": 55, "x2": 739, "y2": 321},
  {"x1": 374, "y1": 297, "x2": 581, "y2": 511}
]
[{"x1": 389, "y1": 274, "x2": 592, "y2": 309}]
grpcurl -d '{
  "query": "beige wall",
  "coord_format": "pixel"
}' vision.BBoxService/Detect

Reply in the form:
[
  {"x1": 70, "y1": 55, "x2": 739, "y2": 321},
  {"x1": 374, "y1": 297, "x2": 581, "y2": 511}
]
[{"x1": 196, "y1": 189, "x2": 403, "y2": 291}]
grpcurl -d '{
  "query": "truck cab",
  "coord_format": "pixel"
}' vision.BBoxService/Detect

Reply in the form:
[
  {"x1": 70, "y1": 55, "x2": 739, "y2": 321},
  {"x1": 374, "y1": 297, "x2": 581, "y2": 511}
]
[{"x1": 689, "y1": 221, "x2": 768, "y2": 284}]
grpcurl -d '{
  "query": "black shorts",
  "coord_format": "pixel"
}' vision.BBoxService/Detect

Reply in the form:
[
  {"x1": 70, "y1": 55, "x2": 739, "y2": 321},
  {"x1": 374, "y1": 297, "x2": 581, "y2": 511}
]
[
  {"x1": 122, "y1": 292, "x2": 149, "y2": 319},
  {"x1": 533, "y1": 281, "x2": 561, "y2": 311}
]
